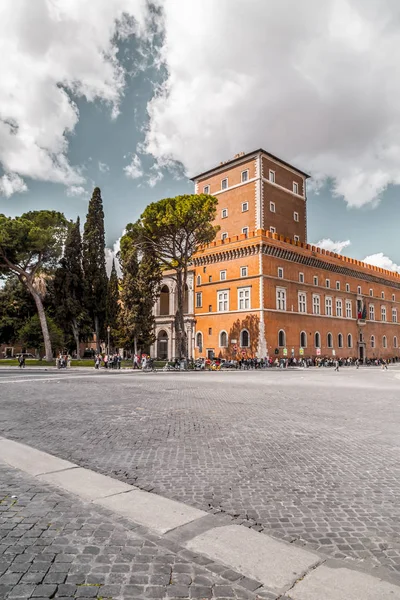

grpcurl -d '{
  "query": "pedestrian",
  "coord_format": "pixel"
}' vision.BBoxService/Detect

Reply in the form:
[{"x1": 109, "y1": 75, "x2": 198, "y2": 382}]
[
  {"x1": 355, "y1": 358, "x2": 359, "y2": 369},
  {"x1": 334, "y1": 359, "x2": 339, "y2": 372},
  {"x1": 18, "y1": 355, "x2": 25, "y2": 369},
  {"x1": 104, "y1": 354, "x2": 108, "y2": 369},
  {"x1": 117, "y1": 354, "x2": 121, "y2": 370}
]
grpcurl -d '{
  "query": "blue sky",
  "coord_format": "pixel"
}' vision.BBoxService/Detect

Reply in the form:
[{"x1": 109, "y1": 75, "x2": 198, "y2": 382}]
[{"x1": 1, "y1": 0, "x2": 400, "y2": 272}]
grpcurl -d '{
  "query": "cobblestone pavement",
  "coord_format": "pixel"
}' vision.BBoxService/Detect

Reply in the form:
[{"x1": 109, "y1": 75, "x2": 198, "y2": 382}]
[
  {"x1": 1, "y1": 368, "x2": 400, "y2": 580},
  {"x1": 0, "y1": 462, "x2": 272, "y2": 600}
]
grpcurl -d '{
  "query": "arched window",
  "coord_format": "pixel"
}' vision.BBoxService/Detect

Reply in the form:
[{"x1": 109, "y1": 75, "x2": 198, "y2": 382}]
[
  {"x1": 315, "y1": 332, "x2": 321, "y2": 348},
  {"x1": 196, "y1": 275, "x2": 201, "y2": 286},
  {"x1": 383, "y1": 335, "x2": 387, "y2": 348},
  {"x1": 347, "y1": 334, "x2": 352, "y2": 348},
  {"x1": 371, "y1": 335, "x2": 375, "y2": 349},
  {"x1": 278, "y1": 329, "x2": 286, "y2": 347},
  {"x1": 327, "y1": 333, "x2": 333, "y2": 348},
  {"x1": 157, "y1": 330, "x2": 169, "y2": 360},
  {"x1": 241, "y1": 329, "x2": 250, "y2": 348},
  {"x1": 338, "y1": 333, "x2": 343, "y2": 348},
  {"x1": 196, "y1": 332, "x2": 203, "y2": 351},
  {"x1": 219, "y1": 331, "x2": 228, "y2": 348},
  {"x1": 300, "y1": 331, "x2": 307, "y2": 348},
  {"x1": 394, "y1": 336, "x2": 398, "y2": 349},
  {"x1": 159, "y1": 285, "x2": 170, "y2": 316}
]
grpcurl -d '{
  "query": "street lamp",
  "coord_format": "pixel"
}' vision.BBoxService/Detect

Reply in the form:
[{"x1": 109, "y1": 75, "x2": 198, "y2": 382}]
[{"x1": 107, "y1": 326, "x2": 111, "y2": 358}]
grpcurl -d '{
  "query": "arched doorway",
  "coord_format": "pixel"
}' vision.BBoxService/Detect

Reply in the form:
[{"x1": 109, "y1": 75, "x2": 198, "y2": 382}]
[
  {"x1": 159, "y1": 285, "x2": 170, "y2": 315},
  {"x1": 157, "y1": 330, "x2": 169, "y2": 359}
]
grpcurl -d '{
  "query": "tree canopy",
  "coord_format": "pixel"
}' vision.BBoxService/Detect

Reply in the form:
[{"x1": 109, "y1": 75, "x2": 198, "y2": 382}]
[
  {"x1": 0, "y1": 210, "x2": 68, "y2": 360},
  {"x1": 105, "y1": 258, "x2": 120, "y2": 350}
]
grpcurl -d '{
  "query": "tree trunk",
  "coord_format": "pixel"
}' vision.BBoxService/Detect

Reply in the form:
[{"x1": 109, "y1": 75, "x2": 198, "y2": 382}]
[
  {"x1": 175, "y1": 270, "x2": 187, "y2": 359},
  {"x1": 94, "y1": 315, "x2": 101, "y2": 353},
  {"x1": 71, "y1": 319, "x2": 80, "y2": 359},
  {"x1": 134, "y1": 335, "x2": 138, "y2": 356},
  {"x1": 30, "y1": 287, "x2": 53, "y2": 361}
]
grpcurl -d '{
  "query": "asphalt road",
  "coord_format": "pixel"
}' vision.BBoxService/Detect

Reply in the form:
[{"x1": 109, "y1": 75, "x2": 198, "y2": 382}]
[{"x1": 1, "y1": 366, "x2": 400, "y2": 580}]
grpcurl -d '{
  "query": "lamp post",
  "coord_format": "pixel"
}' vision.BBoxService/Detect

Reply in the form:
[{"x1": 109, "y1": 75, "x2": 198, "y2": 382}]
[{"x1": 107, "y1": 326, "x2": 111, "y2": 358}]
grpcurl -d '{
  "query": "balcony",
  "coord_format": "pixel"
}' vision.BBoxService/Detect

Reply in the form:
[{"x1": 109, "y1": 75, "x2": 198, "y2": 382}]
[{"x1": 357, "y1": 318, "x2": 366, "y2": 326}]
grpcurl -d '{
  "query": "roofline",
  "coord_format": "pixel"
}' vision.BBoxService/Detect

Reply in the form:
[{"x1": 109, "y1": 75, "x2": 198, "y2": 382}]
[{"x1": 190, "y1": 148, "x2": 311, "y2": 181}]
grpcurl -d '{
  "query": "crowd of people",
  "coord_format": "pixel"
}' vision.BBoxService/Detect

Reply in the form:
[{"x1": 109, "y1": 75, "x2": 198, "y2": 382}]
[
  {"x1": 200, "y1": 355, "x2": 400, "y2": 370},
  {"x1": 94, "y1": 353, "x2": 122, "y2": 369}
]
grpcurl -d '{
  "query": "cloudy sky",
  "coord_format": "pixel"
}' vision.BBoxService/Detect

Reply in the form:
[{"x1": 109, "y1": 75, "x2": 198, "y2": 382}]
[{"x1": 1, "y1": 0, "x2": 400, "y2": 272}]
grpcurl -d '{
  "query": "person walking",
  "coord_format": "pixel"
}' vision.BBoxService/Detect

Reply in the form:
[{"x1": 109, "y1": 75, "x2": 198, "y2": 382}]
[
  {"x1": 334, "y1": 358, "x2": 339, "y2": 372},
  {"x1": 355, "y1": 358, "x2": 359, "y2": 369},
  {"x1": 18, "y1": 355, "x2": 25, "y2": 369}
]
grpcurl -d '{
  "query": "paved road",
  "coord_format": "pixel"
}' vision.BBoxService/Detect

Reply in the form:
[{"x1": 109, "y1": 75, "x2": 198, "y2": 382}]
[{"x1": 1, "y1": 367, "x2": 400, "y2": 580}]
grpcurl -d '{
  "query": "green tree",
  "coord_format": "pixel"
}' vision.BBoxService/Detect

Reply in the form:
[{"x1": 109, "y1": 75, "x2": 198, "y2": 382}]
[
  {"x1": 118, "y1": 234, "x2": 161, "y2": 354},
  {"x1": 0, "y1": 276, "x2": 37, "y2": 345},
  {"x1": 82, "y1": 187, "x2": 108, "y2": 353},
  {"x1": 129, "y1": 194, "x2": 219, "y2": 358},
  {"x1": 53, "y1": 218, "x2": 88, "y2": 358},
  {"x1": 18, "y1": 314, "x2": 64, "y2": 355},
  {"x1": 105, "y1": 258, "x2": 120, "y2": 351},
  {"x1": 0, "y1": 211, "x2": 68, "y2": 361}
]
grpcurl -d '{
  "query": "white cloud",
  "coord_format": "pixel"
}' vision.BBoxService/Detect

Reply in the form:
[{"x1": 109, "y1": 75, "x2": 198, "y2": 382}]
[
  {"x1": 105, "y1": 233, "x2": 124, "y2": 277},
  {"x1": 363, "y1": 252, "x2": 400, "y2": 273},
  {"x1": 0, "y1": 173, "x2": 27, "y2": 197},
  {"x1": 0, "y1": 0, "x2": 150, "y2": 194},
  {"x1": 147, "y1": 163, "x2": 163, "y2": 188},
  {"x1": 98, "y1": 161, "x2": 110, "y2": 173},
  {"x1": 145, "y1": 0, "x2": 400, "y2": 208},
  {"x1": 123, "y1": 154, "x2": 143, "y2": 179},
  {"x1": 315, "y1": 238, "x2": 351, "y2": 254},
  {"x1": 66, "y1": 185, "x2": 87, "y2": 198}
]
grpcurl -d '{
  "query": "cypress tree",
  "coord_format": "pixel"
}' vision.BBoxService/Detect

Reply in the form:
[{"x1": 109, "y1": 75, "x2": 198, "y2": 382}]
[
  {"x1": 82, "y1": 187, "x2": 108, "y2": 353},
  {"x1": 106, "y1": 258, "x2": 120, "y2": 351},
  {"x1": 53, "y1": 217, "x2": 86, "y2": 358}
]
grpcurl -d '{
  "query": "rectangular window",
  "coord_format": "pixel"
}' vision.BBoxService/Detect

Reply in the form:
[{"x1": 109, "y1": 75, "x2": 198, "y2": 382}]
[
  {"x1": 357, "y1": 286, "x2": 361, "y2": 295},
  {"x1": 238, "y1": 287, "x2": 251, "y2": 310},
  {"x1": 270, "y1": 202, "x2": 275, "y2": 213},
  {"x1": 240, "y1": 266, "x2": 248, "y2": 277},
  {"x1": 336, "y1": 281, "x2": 340, "y2": 290},
  {"x1": 298, "y1": 292, "x2": 307, "y2": 313},
  {"x1": 221, "y1": 232, "x2": 228, "y2": 241},
  {"x1": 217, "y1": 290, "x2": 229, "y2": 312},
  {"x1": 326, "y1": 279, "x2": 330, "y2": 288},
  {"x1": 221, "y1": 178, "x2": 228, "y2": 190},
  {"x1": 242, "y1": 202, "x2": 249, "y2": 212},
  {"x1": 313, "y1": 294, "x2": 321, "y2": 315},
  {"x1": 381, "y1": 306, "x2": 387, "y2": 321},
  {"x1": 278, "y1": 267, "x2": 284, "y2": 279},
  {"x1": 393, "y1": 294, "x2": 396, "y2": 301},
  {"x1": 208, "y1": 275, "x2": 212, "y2": 282},
  {"x1": 242, "y1": 227, "x2": 249, "y2": 237},
  {"x1": 220, "y1": 270, "x2": 226, "y2": 281},
  {"x1": 196, "y1": 292, "x2": 202, "y2": 308},
  {"x1": 241, "y1": 170, "x2": 249, "y2": 183},
  {"x1": 208, "y1": 304, "x2": 212, "y2": 312},
  {"x1": 314, "y1": 276, "x2": 318, "y2": 286},
  {"x1": 203, "y1": 185, "x2": 210, "y2": 194},
  {"x1": 381, "y1": 291, "x2": 385, "y2": 299},
  {"x1": 221, "y1": 208, "x2": 228, "y2": 218},
  {"x1": 203, "y1": 266, "x2": 206, "y2": 273},
  {"x1": 336, "y1": 299, "x2": 343, "y2": 317},
  {"x1": 369, "y1": 288, "x2": 373, "y2": 297},
  {"x1": 393, "y1": 308, "x2": 398, "y2": 323},
  {"x1": 346, "y1": 283, "x2": 350, "y2": 292},
  {"x1": 270, "y1": 226, "x2": 276, "y2": 233},
  {"x1": 276, "y1": 287, "x2": 286, "y2": 311},
  {"x1": 293, "y1": 182, "x2": 299, "y2": 194},
  {"x1": 269, "y1": 170, "x2": 275, "y2": 183},
  {"x1": 325, "y1": 296, "x2": 333, "y2": 316},
  {"x1": 294, "y1": 211, "x2": 299, "y2": 222},
  {"x1": 299, "y1": 272, "x2": 304, "y2": 283},
  {"x1": 369, "y1": 304, "x2": 375, "y2": 320},
  {"x1": 208, "y1": 327, "x2": 212, "y2": 335},
  {"x1": 294, "y1": 235, "x2": 300, "y2": 242},
  {"x1": 346, "y1": 300, "x2": 352, "y2": 318}
]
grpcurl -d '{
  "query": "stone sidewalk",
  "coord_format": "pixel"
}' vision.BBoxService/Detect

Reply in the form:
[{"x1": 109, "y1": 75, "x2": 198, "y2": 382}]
[
  {"x1": 0, "y1": 460, "x2": 262, "y2": 600},
  {"x1": 2, "y1": 437, "x2": 400, "y2": 600}
]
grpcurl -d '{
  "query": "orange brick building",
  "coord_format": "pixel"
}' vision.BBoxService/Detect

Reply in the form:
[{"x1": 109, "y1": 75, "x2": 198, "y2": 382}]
[{"x1": 152, "y1": 149, "x2": 400, "y2": 362}]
